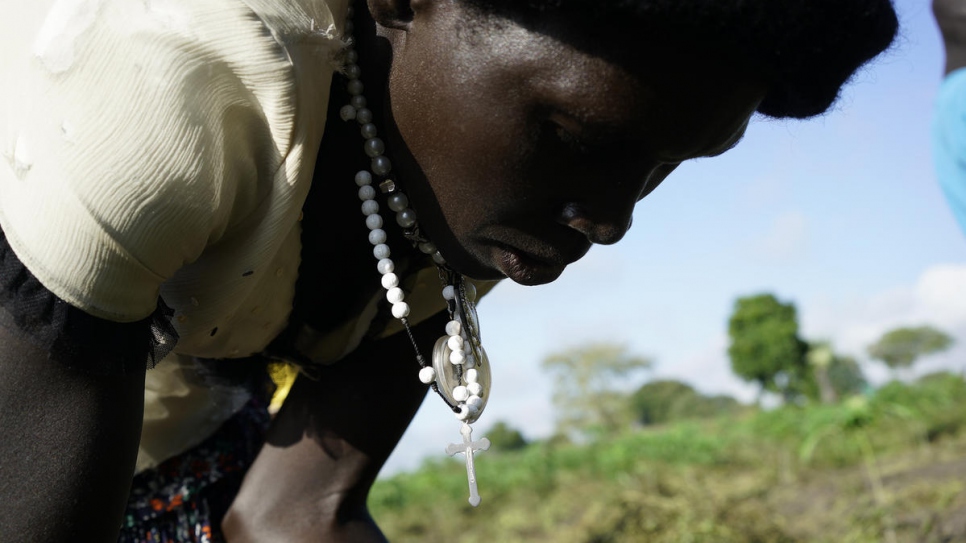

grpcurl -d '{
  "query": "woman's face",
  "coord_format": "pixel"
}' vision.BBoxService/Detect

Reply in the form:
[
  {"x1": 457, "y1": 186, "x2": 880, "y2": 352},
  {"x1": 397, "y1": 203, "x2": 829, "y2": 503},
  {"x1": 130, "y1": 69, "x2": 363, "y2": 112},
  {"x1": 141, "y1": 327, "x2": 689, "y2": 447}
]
[{"x1": 380, "y1": 2, "x2": 766, "y2": 286}]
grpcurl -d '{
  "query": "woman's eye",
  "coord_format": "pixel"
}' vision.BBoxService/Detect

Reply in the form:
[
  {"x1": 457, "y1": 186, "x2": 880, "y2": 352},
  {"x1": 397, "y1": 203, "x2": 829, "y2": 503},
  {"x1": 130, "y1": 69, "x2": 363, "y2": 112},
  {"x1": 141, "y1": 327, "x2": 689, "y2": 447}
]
[{"x1": 550, "y1": 123, "x2": 591, "y2": 155}]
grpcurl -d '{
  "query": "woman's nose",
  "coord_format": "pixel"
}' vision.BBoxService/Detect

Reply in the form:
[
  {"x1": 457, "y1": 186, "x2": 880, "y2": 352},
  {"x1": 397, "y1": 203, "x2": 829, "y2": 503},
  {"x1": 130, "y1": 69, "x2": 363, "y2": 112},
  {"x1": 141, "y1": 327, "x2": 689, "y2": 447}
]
[{"x1": 557, "y1": 203, "x2": 633, "y2": 245}]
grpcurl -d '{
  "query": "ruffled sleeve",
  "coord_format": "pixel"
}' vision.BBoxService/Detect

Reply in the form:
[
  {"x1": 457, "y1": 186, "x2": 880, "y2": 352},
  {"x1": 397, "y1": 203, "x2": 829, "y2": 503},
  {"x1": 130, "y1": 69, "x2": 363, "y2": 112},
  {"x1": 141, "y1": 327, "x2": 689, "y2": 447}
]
[
  {"x1": 0, "y1": 0, "x2": 302, "y2": 323},
  {"x1": 0, "y1": 224, "x2": 177, "y2": 374}
]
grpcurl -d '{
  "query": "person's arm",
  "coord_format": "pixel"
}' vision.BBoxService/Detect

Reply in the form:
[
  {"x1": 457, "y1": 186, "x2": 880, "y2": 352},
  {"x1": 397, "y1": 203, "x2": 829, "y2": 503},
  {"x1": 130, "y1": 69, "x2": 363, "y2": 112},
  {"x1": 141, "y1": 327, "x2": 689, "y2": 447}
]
[
  {"x1": 934, "y1": 0, "x2": 966, "y2": 74},
  {"x1": 0, "y1": 316, "x2": 145, "y2": 542},
  {"x1": 221, "y1": 312, "x2": 446, "y2": 542}
]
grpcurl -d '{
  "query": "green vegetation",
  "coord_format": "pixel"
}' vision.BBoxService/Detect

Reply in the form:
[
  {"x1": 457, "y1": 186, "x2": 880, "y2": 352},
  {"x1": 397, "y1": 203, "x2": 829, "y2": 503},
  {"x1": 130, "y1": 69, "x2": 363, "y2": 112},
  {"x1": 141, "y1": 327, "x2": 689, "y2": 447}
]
[
  {"x1": 727, "y1": 294, "x2": 809, "y2": 402},
  {"x1": 542, "y1": 343, "x2": 652, "y2": 439},
  {"x1": 370, "y1": 373, "x2": 966, "y2": 542},
  {"x1": 867, "y1": 326, "x2": 955, "y2": 375},
  {"x1": 630, "y1": 379, "x2": 742, "y2": 425}
]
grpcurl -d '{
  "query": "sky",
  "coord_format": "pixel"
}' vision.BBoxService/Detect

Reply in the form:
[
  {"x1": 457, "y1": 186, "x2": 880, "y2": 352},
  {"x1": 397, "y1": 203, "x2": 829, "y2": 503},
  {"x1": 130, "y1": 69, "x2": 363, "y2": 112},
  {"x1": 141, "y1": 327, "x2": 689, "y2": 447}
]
[{"x1": 384, "y1": 0, "x2": 966, "y2": 474}]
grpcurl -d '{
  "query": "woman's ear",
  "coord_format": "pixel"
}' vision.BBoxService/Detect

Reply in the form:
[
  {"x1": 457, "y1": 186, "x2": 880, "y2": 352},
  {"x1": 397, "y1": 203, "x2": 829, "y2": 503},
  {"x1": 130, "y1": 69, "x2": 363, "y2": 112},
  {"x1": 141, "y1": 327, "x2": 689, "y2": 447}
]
[{"x1": 367, "y1": 0, "x2": 417, "y2": 30}]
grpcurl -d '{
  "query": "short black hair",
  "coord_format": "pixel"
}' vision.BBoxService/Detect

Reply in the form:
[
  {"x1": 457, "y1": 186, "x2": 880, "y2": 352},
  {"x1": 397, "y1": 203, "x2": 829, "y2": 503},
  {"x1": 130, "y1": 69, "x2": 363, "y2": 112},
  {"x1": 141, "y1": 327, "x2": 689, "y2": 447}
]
[{"x1": 461, "y1": 0, "x2": 899, "y2": 119}]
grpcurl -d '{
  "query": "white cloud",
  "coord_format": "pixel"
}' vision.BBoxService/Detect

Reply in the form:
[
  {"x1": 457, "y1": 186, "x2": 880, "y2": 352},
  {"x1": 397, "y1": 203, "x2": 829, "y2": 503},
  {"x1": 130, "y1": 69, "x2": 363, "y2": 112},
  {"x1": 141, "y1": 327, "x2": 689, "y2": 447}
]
[{"x1": 803, "y1": 263, "x2": 966, "y2": 382}]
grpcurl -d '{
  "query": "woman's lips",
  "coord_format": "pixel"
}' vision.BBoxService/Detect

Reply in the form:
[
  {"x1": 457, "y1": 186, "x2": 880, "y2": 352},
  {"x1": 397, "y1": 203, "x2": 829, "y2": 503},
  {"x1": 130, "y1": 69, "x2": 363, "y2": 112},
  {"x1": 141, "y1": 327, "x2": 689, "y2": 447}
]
[{"x1": 492, "y1": 245, "x2": 567, "y2": 286}]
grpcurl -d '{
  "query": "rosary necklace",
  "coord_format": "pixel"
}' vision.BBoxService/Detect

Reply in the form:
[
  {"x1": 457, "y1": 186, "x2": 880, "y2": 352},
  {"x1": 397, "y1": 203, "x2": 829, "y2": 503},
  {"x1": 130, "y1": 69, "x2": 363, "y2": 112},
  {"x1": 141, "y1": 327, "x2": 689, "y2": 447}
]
[{"x1": 339, "y1": 6, "x2": 491, "y2": 507}]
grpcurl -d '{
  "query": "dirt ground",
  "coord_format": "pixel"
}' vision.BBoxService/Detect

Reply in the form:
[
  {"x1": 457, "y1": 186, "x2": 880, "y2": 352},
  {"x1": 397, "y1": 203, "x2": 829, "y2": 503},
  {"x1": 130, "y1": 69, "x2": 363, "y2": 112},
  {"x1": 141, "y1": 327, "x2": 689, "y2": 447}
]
[{"x1": 772, "y1": 438, "x2": 966, "y2": 543}]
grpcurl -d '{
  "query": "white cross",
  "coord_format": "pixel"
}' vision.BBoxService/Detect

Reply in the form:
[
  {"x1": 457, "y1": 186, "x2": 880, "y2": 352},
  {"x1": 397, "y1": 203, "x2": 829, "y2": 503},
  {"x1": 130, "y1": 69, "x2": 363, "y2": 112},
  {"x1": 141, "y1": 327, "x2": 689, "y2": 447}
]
[{"x1": 445, "y1": 422, "x2": 490, "y2": 507}]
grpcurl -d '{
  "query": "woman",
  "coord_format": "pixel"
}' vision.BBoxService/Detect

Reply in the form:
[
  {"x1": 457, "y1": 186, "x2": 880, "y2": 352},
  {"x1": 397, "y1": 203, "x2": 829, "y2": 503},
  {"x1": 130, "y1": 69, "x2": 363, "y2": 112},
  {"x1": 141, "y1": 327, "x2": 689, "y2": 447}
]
[{"x1": 0, "y1": 0, "x2": 898, "y2": 541}]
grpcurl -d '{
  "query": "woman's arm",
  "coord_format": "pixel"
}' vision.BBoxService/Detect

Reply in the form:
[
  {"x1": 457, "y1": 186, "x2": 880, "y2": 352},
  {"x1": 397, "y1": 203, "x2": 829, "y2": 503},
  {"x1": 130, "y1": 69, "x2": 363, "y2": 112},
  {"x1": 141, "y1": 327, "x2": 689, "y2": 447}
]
[
  {"x1": 222, "y1": 312, "x2": 447, "y2": 542},
  {"x1": 0, "y1": 317, "x2": 145, "y2": 542},
  {"x1": 934, "y1": 0, "x2": 966, "y2": 74}
]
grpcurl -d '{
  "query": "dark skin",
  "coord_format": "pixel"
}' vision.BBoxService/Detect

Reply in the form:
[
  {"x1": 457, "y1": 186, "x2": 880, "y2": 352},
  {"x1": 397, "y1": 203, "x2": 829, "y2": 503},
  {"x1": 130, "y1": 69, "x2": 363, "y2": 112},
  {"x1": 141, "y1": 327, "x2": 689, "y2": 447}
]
[
  {"x1": 934, "y1": 0, "x2": 966, "y2": 75},
  {"x1": 0, "y1": 313, "x2": 145, "y2": 542},
  {"x1": 0, "y1": 0, "x2": 766, "y2": 540}
]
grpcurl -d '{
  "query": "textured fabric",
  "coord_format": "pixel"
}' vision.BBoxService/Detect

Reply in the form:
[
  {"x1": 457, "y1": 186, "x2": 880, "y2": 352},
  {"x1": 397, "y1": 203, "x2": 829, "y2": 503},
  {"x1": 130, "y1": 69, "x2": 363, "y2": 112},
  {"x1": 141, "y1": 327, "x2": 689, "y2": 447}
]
[
  {"x1": 1, "y1": 0, "x2": 345, "y2": 469},
  {"x1": 0, "y1": 0, "x2": 344, "y2": 354},
  {"x1": 119, "y1": 389, "x2": 272, "y2": 543},
  {"x1": 934, "y1": 67, "x2": 966, "y2": 237}
]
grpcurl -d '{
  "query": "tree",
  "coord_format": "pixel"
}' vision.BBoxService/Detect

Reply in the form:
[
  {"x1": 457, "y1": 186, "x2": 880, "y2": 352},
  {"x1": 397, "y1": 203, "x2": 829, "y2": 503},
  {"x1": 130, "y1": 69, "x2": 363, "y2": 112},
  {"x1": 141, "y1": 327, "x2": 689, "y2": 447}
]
[
  {"x1": 727, "y1": 293, "x2": 809, "y2": 402},
  {"x1": 799, "y1": 342, "x2": 867, "y2": 403},
  {"x1": 542, "y1": 343, "x2": 652, "y2": 439},
  {"x1": 630, "y1": 379, "x2": 740, "y2": 425},
  {"x1": 630, "y1": 380, "x2": 697, "y2": 425},
  {"x1": 867, "y1": 325, "x2": 954, "y2": 377},
  {"x1": 485, "y1": 421, "x2": 528, "y2": 452},
  {"x1": 826, "y1": 355, "x2": 867, "y2": 398}
]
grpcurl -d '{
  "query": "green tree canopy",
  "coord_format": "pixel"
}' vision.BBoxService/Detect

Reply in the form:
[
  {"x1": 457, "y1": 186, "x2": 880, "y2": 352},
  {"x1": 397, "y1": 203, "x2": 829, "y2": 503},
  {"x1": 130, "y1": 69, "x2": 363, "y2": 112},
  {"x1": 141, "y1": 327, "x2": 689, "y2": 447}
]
[
  {"x1": 867, "y1": 325, "x2": 954, "y2": 371},
  {"x1": 542, "y1": 343, "x2": 652, "y2": 439},
  {"x1": 799, "y1": 341, "x2": 867, "y2": 403},
  {"x1": 485, "y1": 421, "x2": 528, "y2": 452},
  {"x1": 727, "y1": 293, "x2": 809, "y2": 401},
  {"x1": 630, "y1": 379, "x2": 741, "y2": 425}
]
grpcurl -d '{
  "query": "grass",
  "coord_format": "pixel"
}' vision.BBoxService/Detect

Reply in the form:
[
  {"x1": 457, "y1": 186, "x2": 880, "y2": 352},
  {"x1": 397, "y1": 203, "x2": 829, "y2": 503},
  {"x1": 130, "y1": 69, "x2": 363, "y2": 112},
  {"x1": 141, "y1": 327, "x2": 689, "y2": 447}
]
[{"x1": 369, "y1": 373, "x2": 966, "y2": 542}]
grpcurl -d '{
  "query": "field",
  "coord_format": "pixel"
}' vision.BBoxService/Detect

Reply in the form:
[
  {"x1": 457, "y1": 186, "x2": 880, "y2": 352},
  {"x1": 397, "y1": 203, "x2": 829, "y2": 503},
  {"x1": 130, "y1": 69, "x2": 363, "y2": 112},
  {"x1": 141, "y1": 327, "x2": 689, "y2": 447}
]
[{"x1": 369, "y1": 373, "x2": 966, "y2": 542}]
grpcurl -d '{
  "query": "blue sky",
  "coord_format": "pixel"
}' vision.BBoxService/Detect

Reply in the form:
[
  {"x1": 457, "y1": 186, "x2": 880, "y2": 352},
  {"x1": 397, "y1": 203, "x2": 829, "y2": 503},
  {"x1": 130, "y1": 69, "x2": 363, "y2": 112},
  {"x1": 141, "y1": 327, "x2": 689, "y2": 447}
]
[{"x1": 385, "y1": 0, "x2": 966, "y2": 474}]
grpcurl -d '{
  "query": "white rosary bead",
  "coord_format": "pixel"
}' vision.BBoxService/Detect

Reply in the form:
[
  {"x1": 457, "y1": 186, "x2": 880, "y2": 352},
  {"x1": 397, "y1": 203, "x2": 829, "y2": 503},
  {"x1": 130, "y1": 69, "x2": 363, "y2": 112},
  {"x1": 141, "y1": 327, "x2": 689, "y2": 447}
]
[
  {"x1": 381, "y1": 272, "x2": 399, "y2": 289},
  {"x1": 366, "y1": 214, "x2": 383, "y2": 230},
  {"x1": 387, "y1": 193, "x2": 409, "y2": 212},
  {"x1": 355, "y1": 170, "x2": 372, "y2": 186},
  {"x1": 372, "y1": 156, "x2": 392, "y2": 176},
  {"x1": 350, "y1": 95, "x2": 367, "y2": 109},
  {"x1": 450, "y1": 349, "x2": 465, "y2": 365},
  {"x1": 467, "y1": 382, "x2": 483, "y2": 396},
  {"x1": 364, "y1": 138, "x2": 385, "y2": 158},
  {"x1": 445, "y1": 320, "x2": 462, "y2": 336},
  {"x1": 386, "y1": 287, "x2": 405, "y2": 304},
  {"x1": 358, "y1": 185, "x2": 376, "y2": 201},
  {"x1": 361, "y1": 123, "x2": 378, "y2": 139},
  {"x1": 347, "y1": 79, "x2": 364, "y2": 96},
  {"x1": 377, "y1": 258, "x2": 394, "y2": 275},
  {"x1": 442, "y1": 285, "x2": 456, "y2": 300},
  {"x1": 362, "y1": 200, "x2": 379, "y2": 216},
  {"x1": 455, "y1": 405, "x2": 470, "y2": 421},
  {"x1": 356, "y1": 108, "x2": 373, "y2": 124},
  {"x1": 339, "y1": 105, "x2": 356, "y2": 121},
  {"x1": 396, "y1": 209, "x2": 417, "y2": 228},
  {"x1": 466, "y1": 395, "x2": 483, "y2": 410},
  {"x1": 373, "y1": 243, "x2": 391, "y2": 260},
  {"x1": 368, "y1": 228, "x2": 387, "y2": 245},
  {"x1": 453, "y1": 386, "x2": 469, "y2": 402},
  {"x1": 419, "y1": 242, "x2": 437, "y2": 255},
  {"x1": 447, "y1": 335, "x2": 464, "y2": 351},
  {"x1": 345, "y1": 64, "x2": 361, "y2": 80},
  {"x1": 419, "y1": 366, "x2": 437, "y2": 384},
  {"x1": 391, "y1": 302, "x2": 410, "y2": 319}
]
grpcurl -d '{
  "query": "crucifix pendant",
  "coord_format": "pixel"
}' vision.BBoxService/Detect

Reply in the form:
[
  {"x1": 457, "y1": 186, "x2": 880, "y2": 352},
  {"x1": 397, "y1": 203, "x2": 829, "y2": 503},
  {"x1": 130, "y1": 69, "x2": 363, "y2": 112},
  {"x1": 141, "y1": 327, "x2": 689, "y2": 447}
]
[{"x1": 445, "y1": 422, "x2": 490, "y2": 506}]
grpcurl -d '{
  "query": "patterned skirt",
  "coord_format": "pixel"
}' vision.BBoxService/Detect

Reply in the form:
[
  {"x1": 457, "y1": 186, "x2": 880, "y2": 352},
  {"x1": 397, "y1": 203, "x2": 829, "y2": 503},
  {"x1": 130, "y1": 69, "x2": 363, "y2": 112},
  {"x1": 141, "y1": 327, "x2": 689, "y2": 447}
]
[{"x1": 117, "y1": 396, "x2": 271, "y2": 543}]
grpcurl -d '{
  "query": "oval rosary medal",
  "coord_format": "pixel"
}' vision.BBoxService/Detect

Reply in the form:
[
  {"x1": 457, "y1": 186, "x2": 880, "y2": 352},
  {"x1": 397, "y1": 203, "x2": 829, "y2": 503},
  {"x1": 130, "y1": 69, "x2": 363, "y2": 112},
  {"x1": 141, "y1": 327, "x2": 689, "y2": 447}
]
[{"x1": 432, "y1": 336, "x2": 491, "y2": 423}]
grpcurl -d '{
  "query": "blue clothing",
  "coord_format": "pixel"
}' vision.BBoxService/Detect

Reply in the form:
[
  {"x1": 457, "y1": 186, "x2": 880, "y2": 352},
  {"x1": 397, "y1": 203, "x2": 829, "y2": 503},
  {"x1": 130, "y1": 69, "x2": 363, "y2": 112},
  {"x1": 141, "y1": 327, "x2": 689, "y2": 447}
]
[{"x1": 934, "y1": 67, "x2": 966, "y2": 237}]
